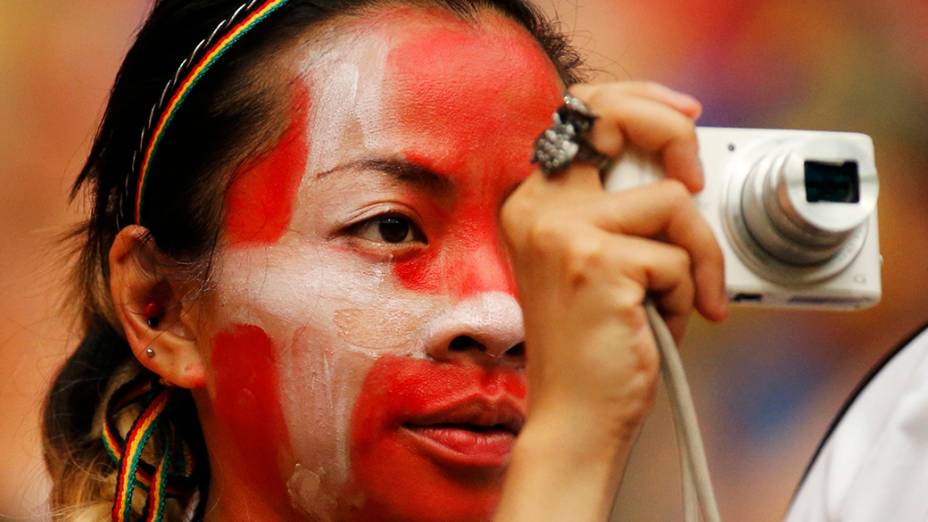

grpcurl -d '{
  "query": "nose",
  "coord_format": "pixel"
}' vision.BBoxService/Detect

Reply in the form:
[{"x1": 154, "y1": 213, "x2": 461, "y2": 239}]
[
  {"x1": 424, "y1": 292, "x2": 524, "y2": 365},
  {"x1": 453, "y1": 241, "x2": 519, "y2": 299}
]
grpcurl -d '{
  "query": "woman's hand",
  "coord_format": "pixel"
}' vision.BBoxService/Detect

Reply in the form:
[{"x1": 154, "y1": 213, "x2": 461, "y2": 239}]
[{"x1": 494, "y1": 82, "x2": 728, "y2": 522}]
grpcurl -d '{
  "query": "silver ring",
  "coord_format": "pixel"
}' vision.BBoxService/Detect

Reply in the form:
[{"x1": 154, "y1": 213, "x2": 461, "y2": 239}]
[{"x1": 531, "y1": 94, "x2": 609, "y2": 176}]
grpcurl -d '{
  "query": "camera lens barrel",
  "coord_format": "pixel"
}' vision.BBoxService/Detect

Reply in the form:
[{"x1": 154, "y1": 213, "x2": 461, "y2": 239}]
[
  {"x1": 716, "y1": 132, "x2": 879, "y2": 286},
  {"x1": 737, "y1": 136, "x2": 877, "y2": 268}
]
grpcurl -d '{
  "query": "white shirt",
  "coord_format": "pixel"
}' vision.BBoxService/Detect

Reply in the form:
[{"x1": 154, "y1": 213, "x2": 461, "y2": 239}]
[{"x1": 788, "y1": 324, "x2": 928, "y2": 522}]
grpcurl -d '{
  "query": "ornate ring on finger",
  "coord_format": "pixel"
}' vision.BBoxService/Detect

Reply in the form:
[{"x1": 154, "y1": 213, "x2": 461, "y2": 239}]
[{"x1": 531, "y1": 94, "x2": 610, "y2": 177}]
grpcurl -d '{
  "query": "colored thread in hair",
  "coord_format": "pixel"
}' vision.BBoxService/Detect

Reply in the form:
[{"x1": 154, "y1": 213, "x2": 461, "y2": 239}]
[
  {"x1": 102, "y1": 378, "x2": 196, "y2": 498},
  {"x1": 133, "y1": 0, "x2": 292, "y2": 224},
  {"x1": 112, "y1": 386, "x2": 172, "y2": 522},
  {"x1": 142, "y1": 425, "x2": 174, "y2": 522}
]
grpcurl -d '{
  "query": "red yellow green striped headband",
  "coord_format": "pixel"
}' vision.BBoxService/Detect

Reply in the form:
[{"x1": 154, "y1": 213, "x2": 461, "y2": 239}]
[{"x1": 130, "y1": 0, "x2": 292, "y2": 225}]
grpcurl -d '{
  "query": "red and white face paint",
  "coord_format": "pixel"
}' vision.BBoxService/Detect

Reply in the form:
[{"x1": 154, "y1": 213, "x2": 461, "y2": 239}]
[{"x1": 196, "y1": 7, "x2": 563, "y2": 521}]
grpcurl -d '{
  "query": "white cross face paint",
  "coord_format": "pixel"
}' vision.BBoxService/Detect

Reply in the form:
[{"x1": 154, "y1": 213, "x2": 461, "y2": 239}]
[
  {"x1": 191, "y1": 7, "x2": 563, "y2": 522},
  {"x1": 207, "y1": 243, "x2": 449, "y2": 518},
  {"x1": 206, "y1": 243, "x2": 526, "y2": 520}
]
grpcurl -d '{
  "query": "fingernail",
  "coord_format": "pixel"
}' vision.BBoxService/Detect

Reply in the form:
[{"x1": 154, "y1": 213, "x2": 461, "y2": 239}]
[
  {"x1": 675, "y1": 90, "x2": 699, "y2": 103},
  {"x1": 718, "y1": 283, "x2": 729, "y2": 318},
  {"x1": 669, "y1": 91, "x2": 702, "y2": 117},
  {"x1": 689, "y1": 99, "x2": 704, "y2": 119},
  {"x1": 666, "y1": 87, "x2": 696, "y2": 103},
  {"x1": 688, "y1": 147, "x2": 705, "y2": 192}
]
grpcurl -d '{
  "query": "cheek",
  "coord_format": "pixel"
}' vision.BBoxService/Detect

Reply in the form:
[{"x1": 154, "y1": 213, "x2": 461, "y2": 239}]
[
  {"x1": 224, "y1": 82, "x2": 312, "y2": 247},
  {"x1": 280, "y1": 325, "x2": 379, "y2": 518},
  {"x1": 334, "y1": 307, "x2": 424, "y2": 350},
  {"x1": 209, "y1": 245, "x2": 443, "y2": 517},
  {"x1": 392, "y1": 193, "x2": 518, "y2": 300},
  {"x1": 210, "y1": 324, "x2": 293, "y2": 507}
]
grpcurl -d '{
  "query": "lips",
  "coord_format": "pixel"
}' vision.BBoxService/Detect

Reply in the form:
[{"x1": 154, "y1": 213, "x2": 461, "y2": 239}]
[
  {"x1": 351, "y1": 355, "x2": 527, "y2": 493},
  {"x1": 401, "y1": 397, "x2": 525, "y2": 468},
  {"x1": 351, "y1": 356, "x2": 528, "y2": 520}
]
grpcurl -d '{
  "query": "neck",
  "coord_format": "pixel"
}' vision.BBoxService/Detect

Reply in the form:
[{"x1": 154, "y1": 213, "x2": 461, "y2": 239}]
[
  {"x1": 194, "y1": 393, "x2": 300, "y2": 521},
  {"x1": 203, "y1": 468, "x2": 298, "y2": 522}
]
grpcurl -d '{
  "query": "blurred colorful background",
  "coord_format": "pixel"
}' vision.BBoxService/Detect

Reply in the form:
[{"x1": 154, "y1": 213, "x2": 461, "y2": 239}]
[{"x1": 1, "y1": 1, "x2": 926, "y2": 520}]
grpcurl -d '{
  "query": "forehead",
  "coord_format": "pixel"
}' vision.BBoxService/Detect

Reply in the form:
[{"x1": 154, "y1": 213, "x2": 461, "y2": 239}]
[
  {"x1": 301, "y1": 6, "x2": 563, "y2": 175},
  {"x1": 379, "y1": 9, "x2": 562, "y2": 134}
]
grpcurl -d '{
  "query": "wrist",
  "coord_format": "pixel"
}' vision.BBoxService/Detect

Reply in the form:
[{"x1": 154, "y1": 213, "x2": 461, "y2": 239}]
[
  {"x1": 514, "y1": 412, "x2": 634, "y2": 470},
  {"x1": 496, "y1": 417, "x2": 637, "y2": 522},
  {"x1": 521, "y1": 394, "x2": 647, "y2": 450}
]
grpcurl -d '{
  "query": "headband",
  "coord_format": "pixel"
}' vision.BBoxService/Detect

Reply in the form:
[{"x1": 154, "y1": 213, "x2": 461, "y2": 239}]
[{"x1": 128, "y1": 0, "x2": 292, "y2": 226}]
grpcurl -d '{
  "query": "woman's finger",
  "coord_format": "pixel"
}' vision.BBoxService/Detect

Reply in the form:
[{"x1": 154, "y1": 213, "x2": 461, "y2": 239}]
[
  {"x1": 581, "y1": 180, "x2": 727, "y2": 321},
  {"x1": 567, "y1": 85, "x2": 703, "y2": 192},
  {"x1": 602, "y1": 234, "x2": 696, "y2": 340},
  {"x1": 573, "y1": 81, "x2": 702, "y2": 119}
]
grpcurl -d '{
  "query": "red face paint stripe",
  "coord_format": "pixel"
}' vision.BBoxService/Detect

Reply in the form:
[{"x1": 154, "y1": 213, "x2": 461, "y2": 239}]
[
  {"x1": 210, "y1": 324, "x2": 295, "y2": 516},
  {"x1": 384, "y1": 19, "x2": 562, "y2": 299},
  {"x1": 224, "y1": 82, "x2": 311, "y2": 246}
]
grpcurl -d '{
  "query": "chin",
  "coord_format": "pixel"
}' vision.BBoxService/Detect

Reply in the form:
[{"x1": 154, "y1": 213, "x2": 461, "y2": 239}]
[{"x1": 347, "y1": 455, "x2": 503, "y2": 522}]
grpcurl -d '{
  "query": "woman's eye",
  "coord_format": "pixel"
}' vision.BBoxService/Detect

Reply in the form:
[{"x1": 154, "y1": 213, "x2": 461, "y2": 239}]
[{"x1": 354, "y1": 215, "x2": 425, "y2": 245}]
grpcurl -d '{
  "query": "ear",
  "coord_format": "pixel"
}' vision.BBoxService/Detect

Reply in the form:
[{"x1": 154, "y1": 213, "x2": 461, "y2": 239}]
[{"x1": 109, "y1": 225, "x2": 207, "y2": 389}]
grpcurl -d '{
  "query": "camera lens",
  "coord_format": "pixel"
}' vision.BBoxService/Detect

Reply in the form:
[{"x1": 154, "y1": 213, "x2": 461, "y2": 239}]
[
  {"x1": 737, "y1": 136, "x2": 877, "y2": 267},
  {"x1": 804, "y1": 160, "x2": 859, "y2": 203}
]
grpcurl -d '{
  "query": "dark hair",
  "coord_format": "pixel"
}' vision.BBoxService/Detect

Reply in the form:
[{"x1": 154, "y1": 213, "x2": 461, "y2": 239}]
[{"x1": 43, "y1": 0, "x2": 585, "y2": 518}]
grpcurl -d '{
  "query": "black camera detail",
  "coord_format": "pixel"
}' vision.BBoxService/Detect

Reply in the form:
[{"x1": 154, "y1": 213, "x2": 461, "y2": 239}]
[{"x1": 804, "y1": 160, "x2": 860, "y2": 203}]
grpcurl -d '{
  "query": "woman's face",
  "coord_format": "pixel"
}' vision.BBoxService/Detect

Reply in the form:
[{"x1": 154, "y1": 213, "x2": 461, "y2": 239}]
[{"x1": 195, "y1": 7, "x2": 562, "y2": 521}]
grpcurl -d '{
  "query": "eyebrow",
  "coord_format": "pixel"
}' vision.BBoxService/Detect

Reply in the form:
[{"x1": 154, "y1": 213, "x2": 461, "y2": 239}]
[{"x1": 314, "y1": 157, "x2": 454, "y2": 195}]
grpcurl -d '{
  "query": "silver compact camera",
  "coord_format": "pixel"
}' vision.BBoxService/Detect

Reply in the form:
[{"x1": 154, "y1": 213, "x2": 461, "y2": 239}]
[{"x1": 603, "y1": 128, "x2": 881, "y2": 309}]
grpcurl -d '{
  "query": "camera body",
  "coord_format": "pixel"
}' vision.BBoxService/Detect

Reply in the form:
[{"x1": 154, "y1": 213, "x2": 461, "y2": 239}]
[{"x1": 603, "y1": 127, "x2": 881, "y2": 310}]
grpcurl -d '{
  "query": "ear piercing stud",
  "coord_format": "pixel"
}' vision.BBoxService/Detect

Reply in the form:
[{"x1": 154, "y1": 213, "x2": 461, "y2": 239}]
[
  {"x1": 142, "y1": 302, "x2": 161, "y2": 358},
  {"x1": 143, "y1": 302, "x2": 162, "y2": 329}
]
